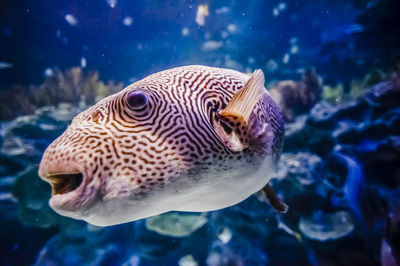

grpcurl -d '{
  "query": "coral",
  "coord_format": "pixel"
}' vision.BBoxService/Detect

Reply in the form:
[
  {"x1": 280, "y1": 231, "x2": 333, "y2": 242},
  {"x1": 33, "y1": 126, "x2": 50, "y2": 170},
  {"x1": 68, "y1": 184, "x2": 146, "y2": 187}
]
[
  {"x1": 1, "y1": 66, "x2": 399, "y2": 265},
  {"x1": 145, "y1": 213, "x2": 208, "y2": 237},
  {"x1": 322, "y1": 68, "x2": 391, "y2": 105},
  {"x1": 322, "y1": 83, "x2": 345, "y2": 104},
  {"x1": 0, "y1": 67, "x2": 124, "y2": 121},
  {"x1": 12, "y1": 166, "x2": 68, "y2": 228},
  {"x1": 299, "y1": 210, "x2": 355, "y2": 241},
  {"x1": 270, "y1": 68, "x2": 323, "y2": 122}
]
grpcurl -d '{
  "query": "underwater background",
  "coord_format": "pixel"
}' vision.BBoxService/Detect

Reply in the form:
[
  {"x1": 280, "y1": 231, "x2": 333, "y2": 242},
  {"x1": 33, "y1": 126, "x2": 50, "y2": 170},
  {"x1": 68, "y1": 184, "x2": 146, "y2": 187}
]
[{"x1": 0, "y1": 0, "x2": 399, "y2": 265}]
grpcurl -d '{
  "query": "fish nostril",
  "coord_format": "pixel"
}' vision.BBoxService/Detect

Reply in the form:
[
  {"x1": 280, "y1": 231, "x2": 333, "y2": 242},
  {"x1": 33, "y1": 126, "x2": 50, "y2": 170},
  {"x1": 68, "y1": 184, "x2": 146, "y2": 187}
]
[{"x1": 46, "y1": 173, "x2": 83, "y2": 195}]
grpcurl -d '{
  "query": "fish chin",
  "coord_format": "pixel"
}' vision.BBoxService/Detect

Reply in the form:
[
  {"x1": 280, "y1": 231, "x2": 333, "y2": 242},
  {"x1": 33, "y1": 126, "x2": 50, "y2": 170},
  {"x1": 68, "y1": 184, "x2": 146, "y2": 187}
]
[
  {"x1": 48, "y1": 182, "x2": 97, "y2": 220},
  {"x1": 38, "y1": 157, "x2": 99, "y2": 219}
]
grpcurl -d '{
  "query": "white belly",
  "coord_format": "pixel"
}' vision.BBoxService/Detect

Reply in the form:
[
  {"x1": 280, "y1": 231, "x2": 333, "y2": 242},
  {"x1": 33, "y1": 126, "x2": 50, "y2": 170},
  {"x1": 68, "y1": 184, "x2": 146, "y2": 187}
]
[{"x1": 84, "y1": 156, "x2": 275, "y2": 226}]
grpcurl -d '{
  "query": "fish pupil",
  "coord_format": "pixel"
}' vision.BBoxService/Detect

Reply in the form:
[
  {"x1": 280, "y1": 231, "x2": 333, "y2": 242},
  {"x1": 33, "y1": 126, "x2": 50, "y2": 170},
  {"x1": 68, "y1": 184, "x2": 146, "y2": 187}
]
[{"x1": 127, "y1": 91, "x2": 148, "y2": 109}]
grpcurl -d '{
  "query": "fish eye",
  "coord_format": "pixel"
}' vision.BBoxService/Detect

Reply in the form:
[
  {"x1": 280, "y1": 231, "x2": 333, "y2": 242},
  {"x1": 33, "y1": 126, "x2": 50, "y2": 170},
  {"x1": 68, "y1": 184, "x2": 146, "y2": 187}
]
[{"x1": 126, "y1": 91, "x2": 148, "y2": 110}]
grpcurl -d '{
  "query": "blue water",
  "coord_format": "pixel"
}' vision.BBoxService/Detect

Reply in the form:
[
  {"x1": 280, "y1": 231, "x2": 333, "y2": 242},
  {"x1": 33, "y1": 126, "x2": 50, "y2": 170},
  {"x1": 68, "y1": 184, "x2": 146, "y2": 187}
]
[
  {"x1": 1, "y1": 0, "x2": 397, "y2": 87},
  {"x1": 1, "y1": 0, "x2": 400, "y2": 265}
]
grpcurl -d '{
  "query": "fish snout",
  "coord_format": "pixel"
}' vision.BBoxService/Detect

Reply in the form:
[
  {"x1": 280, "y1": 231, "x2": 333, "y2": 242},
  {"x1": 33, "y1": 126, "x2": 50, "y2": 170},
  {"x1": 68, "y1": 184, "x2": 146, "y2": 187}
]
[{"x1": 38, "y1": 136, "x2": 99, "y2": 216}]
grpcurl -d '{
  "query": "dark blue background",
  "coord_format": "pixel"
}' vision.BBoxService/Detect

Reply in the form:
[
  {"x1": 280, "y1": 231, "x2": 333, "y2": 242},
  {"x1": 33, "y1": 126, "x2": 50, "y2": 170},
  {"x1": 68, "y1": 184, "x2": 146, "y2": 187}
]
[{"x1": 1, "y1": 0, "x2": 397, "y2": 88}]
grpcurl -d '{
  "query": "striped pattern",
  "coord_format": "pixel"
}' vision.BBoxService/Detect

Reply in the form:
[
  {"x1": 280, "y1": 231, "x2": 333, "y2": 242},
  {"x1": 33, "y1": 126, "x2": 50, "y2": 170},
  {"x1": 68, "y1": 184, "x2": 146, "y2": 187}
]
[{"x1": 39, "y1": 65, "x2": 284, "y2": 220}]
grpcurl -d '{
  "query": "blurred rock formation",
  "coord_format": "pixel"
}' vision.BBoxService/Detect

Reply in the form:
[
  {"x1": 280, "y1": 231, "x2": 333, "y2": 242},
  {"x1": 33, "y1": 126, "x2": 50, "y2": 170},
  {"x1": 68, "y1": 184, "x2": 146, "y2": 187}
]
[
  {"x1": 0, "y1": 67, "x2": 124, "y2": 121},
  {"x1": 1, "y1": 66, "x2": 400, "y2": 265},
  {"x1": 270, "y1": 68, "x2": 323, "y2": 122}
]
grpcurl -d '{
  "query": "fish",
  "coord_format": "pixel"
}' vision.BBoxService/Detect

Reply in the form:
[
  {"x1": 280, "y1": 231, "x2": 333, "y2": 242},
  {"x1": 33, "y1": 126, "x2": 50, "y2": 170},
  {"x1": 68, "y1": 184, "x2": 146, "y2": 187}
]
[{"x1": 38, "y1": 65, "x2": 285, "y2": 226}]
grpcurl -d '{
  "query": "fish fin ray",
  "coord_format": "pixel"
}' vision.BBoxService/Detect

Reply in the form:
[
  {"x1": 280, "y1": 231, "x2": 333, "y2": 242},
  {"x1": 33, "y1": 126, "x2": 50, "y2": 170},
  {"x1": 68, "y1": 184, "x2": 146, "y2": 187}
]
[{"x1": 219, "y1": 69, "x2": 266, "y2": 123}]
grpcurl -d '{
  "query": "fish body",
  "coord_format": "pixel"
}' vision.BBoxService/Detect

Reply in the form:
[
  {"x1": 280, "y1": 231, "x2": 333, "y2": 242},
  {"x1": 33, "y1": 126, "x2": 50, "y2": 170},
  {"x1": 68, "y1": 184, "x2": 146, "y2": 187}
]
[{"x1": 38, "y1": 65, "x2": 284, "y2": 226}]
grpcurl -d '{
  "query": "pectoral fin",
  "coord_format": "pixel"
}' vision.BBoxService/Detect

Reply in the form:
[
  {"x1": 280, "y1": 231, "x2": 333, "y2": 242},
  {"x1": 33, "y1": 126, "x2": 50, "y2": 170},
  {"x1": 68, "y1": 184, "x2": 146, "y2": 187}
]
[
  {"x1": 219, "y1": 69, "x2": 266, "y2": 123},
  {"x1": 216, "y1": 69, "x2": 268, "y2": 152},
  {"x1": 263, "y1": 184, "x2": 288, "y2": 213}
]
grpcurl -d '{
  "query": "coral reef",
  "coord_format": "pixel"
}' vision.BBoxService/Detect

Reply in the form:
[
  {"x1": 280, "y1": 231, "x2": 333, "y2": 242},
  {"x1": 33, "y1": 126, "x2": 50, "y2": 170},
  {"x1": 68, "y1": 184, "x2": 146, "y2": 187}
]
[
  {"x1": 299, "y1": 210, "x2": 354, "y2": 241},
  {"x1": 0, "y1": 67, "x2": 399, "y2": 265},
  {"x1": 0, "y1": 67, "x2": 124, "y2": 121},
  {"x1": 145, "y1": 213, "x2": 208, "y2": 237},
  {"x1": 322, "y1": 68, "x2": 389, "y2": 104},
  {"x1": 270, "y1": 68, "x2": 323, "y2": 122}
]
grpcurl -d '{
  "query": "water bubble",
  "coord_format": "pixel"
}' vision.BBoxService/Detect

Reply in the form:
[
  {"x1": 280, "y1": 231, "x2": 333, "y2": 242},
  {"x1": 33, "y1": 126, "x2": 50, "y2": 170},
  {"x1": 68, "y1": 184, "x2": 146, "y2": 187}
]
[
  {"x1": 123, "y1": 16, "x2": 133, "y2": 26},
  {"x1": 106, "y1": 0, "x2": 117, "y2": 8},
  {"x1": 290, "y1": 45, "x2": 299, "y2": 54},
  {"x1": 283, "y1": 53, "x2": 290, "y2": 64},
  {"x1": 273, "y1": 8, "x2": 279, "y2": 17},
  {"x1": 227, "y1": 24, "x2": 237, "y2": 33},
  {"x1": 181, "y1": 27, "x2": 190, "y2": 36},
  {"x1": 44, "y1": 68, "x2": 54, "y2": 77},
  {"x1": 278, "y1": 2, "x2": 287, "y2": 11},
  {"x1": 64, "y1": 14, "x2": 78, "y2": 26},
  {"x1": 80, "y1": 57, "x2": 87, "y2": 68}
]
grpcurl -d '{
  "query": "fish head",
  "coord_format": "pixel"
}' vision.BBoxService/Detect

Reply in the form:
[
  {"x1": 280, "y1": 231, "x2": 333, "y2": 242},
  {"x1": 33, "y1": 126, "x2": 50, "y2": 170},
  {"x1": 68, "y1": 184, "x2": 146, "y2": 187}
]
[{"x1": 38, "y1": 80, "x2": 198, "y2": 224}]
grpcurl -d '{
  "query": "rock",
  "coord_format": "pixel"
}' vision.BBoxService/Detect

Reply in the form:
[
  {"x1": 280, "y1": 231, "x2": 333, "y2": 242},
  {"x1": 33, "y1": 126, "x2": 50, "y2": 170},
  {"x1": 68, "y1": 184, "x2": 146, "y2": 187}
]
[
  {"x1": 383, "y1": 200, "x2": 400, "y2": 265},
  {"x1": 1, "y1": 136, "x2": 39, "y2": 157},
  {"x1": 206, "y1": 243, "x2": 245, "y2": 266},
  {"x1": 0, "y1": 154, "x2": 25, "y2": 177},
  {"x1": 121, "y1": 255, "x2": 140, "y2": 266},
  {"x1": 263, "y1": 233, "x2": 311, "y2": 266},
  {"x1": 11, "y1": 167, "x2": 67, "y2": 228},
  {"x1": 308, "y1": 101, "x2": 338, "y2": 128},
  {"x1": 377, "y1": 108, "x2": 400, "y2": 135},
  {"x1": 145, "y1": 212, "x2": 208, "y2": 237},
  {"x1": 278, "y1": 153, "x2": 322, "y2": 185},
  {"x1": 34, "y1": 223, "x2": 134, "y2": 266},
  {"x1": 217, "y1": 227, "x2": 232, "y2": 244},
  {"x1": 334, "y1": 100, "x2": 370, "y2": 121},
  {"x1": 299, "y1": 210, "x2": 355, "y2": 241},
  {"x1": 364, "y1": 79, "x2": 400, "y2": 118},
  {"x1": 0, "y1": 122, "x2": 3, "y2": 147},
  {"x1": 333, "y1": 120, "x2": 363, "y2": 144},
  {"x1": 179, "y1": 254, "x2": 198, "y2": 266},
  {"x1": 284, "y1": 114, "x2": 335, "y2": 156},
  {"x1": 0, "y1": 176, "x2": 18, "y2": 223},
  {"x1": 381, "y1": 240, "x2": 398, "y2": 266},
  {"x1": 361, "y1": 139, "x2": 400, "y2": 188}
]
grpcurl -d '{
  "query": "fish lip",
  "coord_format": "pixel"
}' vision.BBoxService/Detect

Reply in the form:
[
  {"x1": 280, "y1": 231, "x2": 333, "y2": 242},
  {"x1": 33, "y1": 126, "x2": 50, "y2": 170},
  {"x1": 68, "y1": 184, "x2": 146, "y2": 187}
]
[{"x1": 38, "y1": 164, "x2": 97, "y2": 215}]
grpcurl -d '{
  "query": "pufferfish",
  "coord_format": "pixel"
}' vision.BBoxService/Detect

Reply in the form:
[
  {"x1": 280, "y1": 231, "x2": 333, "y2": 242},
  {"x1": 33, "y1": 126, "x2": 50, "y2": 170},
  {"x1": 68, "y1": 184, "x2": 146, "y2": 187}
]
[{"x1": 38, "y1": 65, "x2": 287, "y2": 226}]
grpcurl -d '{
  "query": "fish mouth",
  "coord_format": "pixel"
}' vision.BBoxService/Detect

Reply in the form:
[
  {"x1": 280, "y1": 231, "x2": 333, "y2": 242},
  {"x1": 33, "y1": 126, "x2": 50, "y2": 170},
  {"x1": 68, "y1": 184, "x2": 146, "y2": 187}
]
[
  {"x1": 40, "y1": 168, "x2": 97, "y2": 216},
  {"x1": 46, "y1": 173, "x2": 84, "y2": 195}
]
